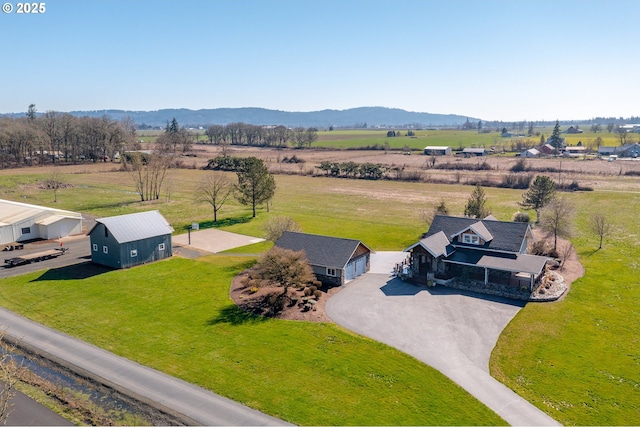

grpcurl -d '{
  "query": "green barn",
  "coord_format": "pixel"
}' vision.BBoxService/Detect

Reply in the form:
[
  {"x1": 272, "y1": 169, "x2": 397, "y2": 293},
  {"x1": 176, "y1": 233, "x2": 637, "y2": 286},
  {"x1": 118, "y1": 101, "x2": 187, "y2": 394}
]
[{"x1": 88, "y1": 210, "x2": 173, "y2": 269}]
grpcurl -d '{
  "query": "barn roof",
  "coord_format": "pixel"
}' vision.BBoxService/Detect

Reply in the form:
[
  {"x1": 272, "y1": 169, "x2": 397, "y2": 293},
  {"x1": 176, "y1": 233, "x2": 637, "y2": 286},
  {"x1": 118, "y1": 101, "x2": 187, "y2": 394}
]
[
  {"x1": 89, "y1": 210, "x2": 173, "y2": 244},
  {"x1": 275, "y1": 231, "x2": 371, "y2": 269}
]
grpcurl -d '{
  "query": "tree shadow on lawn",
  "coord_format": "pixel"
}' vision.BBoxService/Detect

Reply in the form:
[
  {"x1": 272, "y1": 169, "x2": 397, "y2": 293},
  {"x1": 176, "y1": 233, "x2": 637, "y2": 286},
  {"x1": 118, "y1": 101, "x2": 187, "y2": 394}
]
[
  {"x1": 30, "y1": 261, "x2": 112, "y2": 281},
  {"x1": 206, "y1": 304, "x2": 270, "y2": 326},
  {"x1": 186, "y1": 215, "x2": 253, "y2": 231}
]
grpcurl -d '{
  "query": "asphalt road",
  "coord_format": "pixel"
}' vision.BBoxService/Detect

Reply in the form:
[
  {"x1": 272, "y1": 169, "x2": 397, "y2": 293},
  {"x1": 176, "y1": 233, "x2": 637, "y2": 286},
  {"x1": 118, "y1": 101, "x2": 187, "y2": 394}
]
[
  {"x1": 0, "y1": 308, "x2": 287, "y2": 426},
  {"x1": 3, "y1": 387, "x2": 73, "y2": 426},
  {"x1": 326, "y1": 252, "x2": 560, "y2": 427}
]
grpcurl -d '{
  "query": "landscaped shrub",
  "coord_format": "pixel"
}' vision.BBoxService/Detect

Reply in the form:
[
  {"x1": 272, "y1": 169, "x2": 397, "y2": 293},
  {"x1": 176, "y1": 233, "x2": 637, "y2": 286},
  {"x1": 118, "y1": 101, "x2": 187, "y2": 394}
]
[
  {"x1": 512, "y1": 211, "x2": 530, "y2": 222},
  {"x1": 313, "y1": 289, "x2": 322, "y2": 299}
]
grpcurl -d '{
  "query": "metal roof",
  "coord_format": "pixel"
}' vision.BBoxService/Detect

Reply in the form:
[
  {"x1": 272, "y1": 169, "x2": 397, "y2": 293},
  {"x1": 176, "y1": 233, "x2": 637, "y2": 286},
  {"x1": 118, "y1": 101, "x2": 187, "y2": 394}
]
[
  {"x1": 0, "y1": 199, "x2": 82, "y2": 224},
  {"x1": 275, "y1": 231, "x2": 371, "y2": 270},
  {"x1": 90, "y1": 210, "x2": 174, "y2": 244}
]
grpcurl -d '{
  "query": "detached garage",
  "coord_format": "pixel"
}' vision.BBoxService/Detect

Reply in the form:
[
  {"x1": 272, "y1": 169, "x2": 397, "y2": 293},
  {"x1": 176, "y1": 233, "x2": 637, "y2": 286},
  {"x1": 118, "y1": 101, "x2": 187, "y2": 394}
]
[
  {"x1": 275, "y1": 231, "x2": 372, "y2": 286},
  {"x1": 88, "y1": 210, "x2": 173, "y2": 269},
  {"x1": 0, "y1": 199, "x2": 82, "y2": 245}
]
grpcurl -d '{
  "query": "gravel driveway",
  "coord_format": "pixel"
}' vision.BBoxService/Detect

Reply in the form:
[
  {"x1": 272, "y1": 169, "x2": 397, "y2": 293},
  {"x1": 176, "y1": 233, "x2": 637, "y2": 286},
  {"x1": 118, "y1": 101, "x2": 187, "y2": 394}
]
[{"x1": 326, "y1": 252, "x2": 559, "y2": 426}]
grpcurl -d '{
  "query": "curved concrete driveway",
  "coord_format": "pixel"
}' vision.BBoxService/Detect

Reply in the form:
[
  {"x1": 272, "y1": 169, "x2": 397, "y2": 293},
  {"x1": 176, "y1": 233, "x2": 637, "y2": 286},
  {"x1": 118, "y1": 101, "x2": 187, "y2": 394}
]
[{"x1": 327, "y1": 252, "x2": 559, "y2": 426}]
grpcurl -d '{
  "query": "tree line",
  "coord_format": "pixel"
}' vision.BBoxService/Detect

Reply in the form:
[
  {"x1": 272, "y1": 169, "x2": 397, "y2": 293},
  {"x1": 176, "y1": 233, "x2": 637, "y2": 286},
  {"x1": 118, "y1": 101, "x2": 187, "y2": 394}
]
[
  {"x1": 204, "y1": 123, "x2": 317, "y2": 148},
  {"x1": 0, "y1": 105, "x2": 138, "y2": 168}
]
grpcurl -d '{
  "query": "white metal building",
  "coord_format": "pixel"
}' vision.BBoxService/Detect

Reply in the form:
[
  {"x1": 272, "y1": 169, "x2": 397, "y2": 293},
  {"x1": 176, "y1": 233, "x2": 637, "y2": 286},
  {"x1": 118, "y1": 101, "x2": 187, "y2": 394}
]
[{"x1": 0, "y1": 199, "x2": 83, "y2": 245}]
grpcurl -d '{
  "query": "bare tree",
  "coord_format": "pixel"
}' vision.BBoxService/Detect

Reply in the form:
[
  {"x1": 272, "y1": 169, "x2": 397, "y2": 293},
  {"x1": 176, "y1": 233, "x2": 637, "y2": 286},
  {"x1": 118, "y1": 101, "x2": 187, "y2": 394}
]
[
  {"x1": 540, "y1": 196, "x2": 575, "y2": 251},
  {"x1": 196, "y1": 172, "x2": 234, "y2": 223},
  {"x1": 46, "y1": 168, "x2": 63, "y2": 203},
  {"x1": 420, "y1": 199, "x2": 449, "y2": 225},
  {"x1": 589, "y1": 213, "x2": 613, "y2": 250},
  {"x1": 1, "y1": 330, "x2": 24, "y2": 424},
  {"x1": 560, "y1": 242, "x2": 574, "y2": 271},
  {"x1": 126, "y1": 151, "x2": 171, "y2": 202},
  {"x1": 262, "y1": 216, "x2": 301, "y2": 242}
]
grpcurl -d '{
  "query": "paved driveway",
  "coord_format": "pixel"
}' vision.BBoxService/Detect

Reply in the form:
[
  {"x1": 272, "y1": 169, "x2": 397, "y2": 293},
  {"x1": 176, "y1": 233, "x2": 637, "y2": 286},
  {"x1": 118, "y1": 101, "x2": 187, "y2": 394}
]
[{"x1": 326, "y1": 252, "x2": 559, "y2": 426}]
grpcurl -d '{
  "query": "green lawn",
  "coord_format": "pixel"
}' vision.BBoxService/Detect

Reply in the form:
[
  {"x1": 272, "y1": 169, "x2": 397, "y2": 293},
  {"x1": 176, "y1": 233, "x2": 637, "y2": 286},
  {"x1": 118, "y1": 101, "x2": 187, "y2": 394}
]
[
  {"x1": 2, "y1": 167, "x2": 640, "y2": 424},
  {"x1": 490, "y1": 190, "x2": 640, "y2": 425},
  {"x1": 0, "y1": 256, "x2": 504, "y2": 426}
]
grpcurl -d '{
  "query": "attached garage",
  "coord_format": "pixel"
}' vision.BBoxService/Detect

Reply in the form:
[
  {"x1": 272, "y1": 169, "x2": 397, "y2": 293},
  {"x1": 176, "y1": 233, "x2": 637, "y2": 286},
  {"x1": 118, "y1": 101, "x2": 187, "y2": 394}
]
[
  {"x1": 275, "y1": 231, "x2": 372, "y2": 286},
  {"x1": 0, "y1": 199, "x2": 82, "y2": 245}
]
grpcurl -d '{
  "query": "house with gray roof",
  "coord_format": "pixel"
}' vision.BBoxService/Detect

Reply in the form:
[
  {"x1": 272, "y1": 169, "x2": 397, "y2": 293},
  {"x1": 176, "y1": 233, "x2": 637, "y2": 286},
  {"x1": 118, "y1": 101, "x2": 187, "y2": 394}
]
[
  {"x1": 88, "y1": 210, "x2": 173, "y2": 269},
  {"x1": 275, "y1": 231, "x2": 371, "y2": 286},
  {"x1": 405, "y1": 215, "x2": 549, "y2": 298}
]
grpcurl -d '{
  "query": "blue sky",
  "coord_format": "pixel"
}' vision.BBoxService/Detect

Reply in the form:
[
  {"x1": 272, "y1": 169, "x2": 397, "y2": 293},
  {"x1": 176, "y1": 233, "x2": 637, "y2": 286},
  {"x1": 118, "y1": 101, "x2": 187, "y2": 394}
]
[{"x1": 1, "y1": 0, "x2": 638, "y2": 121}]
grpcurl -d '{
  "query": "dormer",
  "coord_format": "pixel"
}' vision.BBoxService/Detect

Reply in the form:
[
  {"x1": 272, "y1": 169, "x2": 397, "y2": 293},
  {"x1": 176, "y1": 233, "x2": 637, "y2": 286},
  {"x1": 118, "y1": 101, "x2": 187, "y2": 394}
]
[{"x1": 451, "y1": 221, "x2": 493, "y2": 246}]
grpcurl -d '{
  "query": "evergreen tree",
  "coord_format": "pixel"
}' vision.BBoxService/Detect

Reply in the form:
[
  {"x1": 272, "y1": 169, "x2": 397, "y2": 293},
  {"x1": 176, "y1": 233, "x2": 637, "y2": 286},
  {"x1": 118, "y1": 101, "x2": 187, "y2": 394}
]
[
  {"x1": 464, "y1": 184, "x2": 490, "y2": 218},
  {"x1": 235, "y1": 157, "x2": 276, "y2": 217},
  {"x1": 549, "y1": 120, "x2": 563, "y2": 150},
  {"x1": 519, "y1": 175, "x2": 556, "y2": 223}
]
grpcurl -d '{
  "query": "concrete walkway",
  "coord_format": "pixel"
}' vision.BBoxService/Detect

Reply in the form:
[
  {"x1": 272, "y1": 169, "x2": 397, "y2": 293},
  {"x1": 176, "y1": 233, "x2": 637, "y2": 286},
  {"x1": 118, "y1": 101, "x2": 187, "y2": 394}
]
[
  {"x1": 0, "y1": 307, "x2": 286, "y2": 426},
  {"x1": 326, "y1": 252, "x2": 560, "y2": 426}
]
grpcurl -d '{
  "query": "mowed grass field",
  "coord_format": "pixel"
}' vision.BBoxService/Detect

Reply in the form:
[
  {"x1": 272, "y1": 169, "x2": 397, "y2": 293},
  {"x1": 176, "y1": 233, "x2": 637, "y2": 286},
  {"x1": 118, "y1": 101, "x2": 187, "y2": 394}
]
[
  {"x1": 1, "y1": 163, "x2": 639, "y2": 425},
  {"x1": 0, "y1": 167, "x2": 508, "y2": 425}
]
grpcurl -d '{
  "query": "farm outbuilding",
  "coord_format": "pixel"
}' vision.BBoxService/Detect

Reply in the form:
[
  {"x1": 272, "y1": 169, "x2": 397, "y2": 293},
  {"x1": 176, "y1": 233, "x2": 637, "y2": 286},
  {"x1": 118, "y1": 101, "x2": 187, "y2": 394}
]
[
  {"x1": 0, "y1": 199, "x2": 83, "y2": 246},
  {"x1": 274, "y1": 231, "x2": 372, "y2": 286},
  {"x1": 424, "y1": 146, "x2": 452, "y2": 156},
  {"x1": 88, "y1": 210, "x2": 173, "y2": 269},
  {"x1": 462, "y1": 148, "x2": 487, "y2": 156}
]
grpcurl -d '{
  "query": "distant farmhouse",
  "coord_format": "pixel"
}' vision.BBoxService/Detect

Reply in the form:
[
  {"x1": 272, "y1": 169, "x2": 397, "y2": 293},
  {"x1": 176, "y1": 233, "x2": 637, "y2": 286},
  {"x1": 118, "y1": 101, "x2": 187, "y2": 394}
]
[
  {"x1": 275, "y1": 231, "x2": 371, "y2": 286},
  {"x1": 565, "y1": 126, "x2": 583, "y2": 134},
  {"x1": 423, "y1": 146, "x2": 452, "y2": 156},
  {"x1": 404, "y1": 215, "x2": 549, "y2": 299},
  {"x1": 598, "y1": 143, "x2": 640, "y2": 158},
  {"x1": 538, "y1": 144, "x2": 556, "y2": 155},
  {"x1": 0, "y1": 199, "x2": 82, "y2": 245},
  {"x1": 519, "y1": 148, "x2": 540, "y2": 158},
  {"x1": 88, "y1": 210, "x2": 173, "y2": 269}
]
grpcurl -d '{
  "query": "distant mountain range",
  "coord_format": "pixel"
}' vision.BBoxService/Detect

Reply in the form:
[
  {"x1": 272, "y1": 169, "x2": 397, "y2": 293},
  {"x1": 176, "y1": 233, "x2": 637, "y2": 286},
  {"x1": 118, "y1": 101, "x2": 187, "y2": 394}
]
[{"x1": 1, "y1": 107, "x2": 478, "y2": 128}]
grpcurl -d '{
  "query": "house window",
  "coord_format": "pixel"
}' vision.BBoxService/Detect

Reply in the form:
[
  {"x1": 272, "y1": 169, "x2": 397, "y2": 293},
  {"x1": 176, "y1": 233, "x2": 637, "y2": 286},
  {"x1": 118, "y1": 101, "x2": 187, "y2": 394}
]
[
  {"x1": 103, "y1": 245, "x2": 108, "y2": 254},
  {"x1": 21, "y1": 227, "x2": 30, "y2": 235},
  {"x1": 327, "y1": 268, "x2": 337, "y2": 277},
  {"x1": 92, "y1": 243, "x2": 98, "y2": 251},
  {"x1": 104, "y1": 227, "x2": 108, "y2": 238},
  {"x1": 462, "y1": 234, "x2": 480, "y2": 244},
  {"x1": 158, "y1": 243, "x2": 165, "y2": 251}
]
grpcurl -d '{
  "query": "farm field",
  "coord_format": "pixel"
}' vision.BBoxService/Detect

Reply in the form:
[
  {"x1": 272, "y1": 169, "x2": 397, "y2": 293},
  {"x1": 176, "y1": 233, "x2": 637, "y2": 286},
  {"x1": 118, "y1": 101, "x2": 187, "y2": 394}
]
[{"x1": 0, "y1": 150, "x2": 639, "y2": 425}]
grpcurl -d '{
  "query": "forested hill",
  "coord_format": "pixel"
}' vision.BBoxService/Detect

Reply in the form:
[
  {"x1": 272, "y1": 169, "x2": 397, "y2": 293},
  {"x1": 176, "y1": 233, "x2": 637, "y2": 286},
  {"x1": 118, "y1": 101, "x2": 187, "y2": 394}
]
[{"x1": 1, "y1": 107, "x2": 477, "y2": 128}]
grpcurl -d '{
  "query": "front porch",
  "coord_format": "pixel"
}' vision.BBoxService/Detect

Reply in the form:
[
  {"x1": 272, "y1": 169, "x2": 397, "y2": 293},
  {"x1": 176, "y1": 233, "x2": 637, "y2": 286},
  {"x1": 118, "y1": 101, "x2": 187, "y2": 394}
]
[{"x1": 404, "y1": 247, "x2": 548, "y2": 301}]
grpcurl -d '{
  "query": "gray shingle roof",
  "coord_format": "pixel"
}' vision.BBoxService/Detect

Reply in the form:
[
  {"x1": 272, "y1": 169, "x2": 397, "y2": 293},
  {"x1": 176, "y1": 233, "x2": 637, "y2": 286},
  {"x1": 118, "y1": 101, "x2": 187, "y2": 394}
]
[
  {"x1": 405, "y1": 231, "x2": 454, "y2": 257},
  {"x1": 90, "y1": 210, "x2": 174, "y2": 244},
  {"x1": 426, "y1": 215, "x2": 530, "y2": 253},
  {"x1": 275, "y1": 231, "x2": 370, "y2": 269}
]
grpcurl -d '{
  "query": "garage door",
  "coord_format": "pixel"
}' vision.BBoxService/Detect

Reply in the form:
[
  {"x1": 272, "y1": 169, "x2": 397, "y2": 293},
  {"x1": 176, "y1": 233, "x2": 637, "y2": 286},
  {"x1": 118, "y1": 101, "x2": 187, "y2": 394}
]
[{"x1": 345, "y1": 256, "x2": 367, "y2": 281}]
